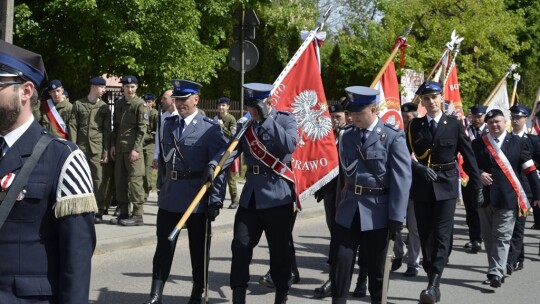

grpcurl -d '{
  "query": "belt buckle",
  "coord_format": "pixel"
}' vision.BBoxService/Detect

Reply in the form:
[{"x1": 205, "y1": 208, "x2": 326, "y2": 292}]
[
  {"x1": 170, "y1": 171, "x2": 177, "y2": 180},
  {"x1": 253, "y1": 165, "x2": 259, "y2": 175},
  {"x1": 355, "y1": 185, "x2": 363, "y2": 195}
]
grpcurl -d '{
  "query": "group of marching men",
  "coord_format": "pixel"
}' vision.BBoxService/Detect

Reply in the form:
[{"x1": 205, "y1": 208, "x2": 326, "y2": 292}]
[
  {"x1": 2, "y1": 39, "x2": 539, "y2": 304},
  {"x1": 310, "y1": 80, "x2": 540, "y2": 304}
]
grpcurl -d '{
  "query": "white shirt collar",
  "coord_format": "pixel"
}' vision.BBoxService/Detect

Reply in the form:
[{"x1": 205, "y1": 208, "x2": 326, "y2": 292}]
[
  {"x1": 427, "y1": 112, "x2": 443, "y2": 124},
  {"x1": 512, "y1": 128, "x2": 526, "y2": 137},
  {"x1": 181, "y1": 110, "x2": 199, "y2": 128},
  {"x1": 365, "y1": 117, "x2": 379, "y2": 132},
  {"x1": 488, "y1": 131, "x2": 506, "y2": 148},
  {"x1": 2, "y1": 116, "x2": 35, "y2": 149}
]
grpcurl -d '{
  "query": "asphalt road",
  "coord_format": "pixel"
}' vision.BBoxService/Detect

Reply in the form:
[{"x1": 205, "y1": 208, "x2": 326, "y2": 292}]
[{"x1": 89, "y1": 207, "x2": 540, "y2": 303}]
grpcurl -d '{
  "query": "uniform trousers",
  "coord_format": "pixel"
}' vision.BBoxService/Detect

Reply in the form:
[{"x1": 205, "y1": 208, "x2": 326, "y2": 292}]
[
  {"x1": 85, "y1": 151, "x2": 106, "y2": 215},
  {"x1": 507, "y1": 213, "x2": 526, "y2": 267},
  {"x1": 462, "y1": 184, "x2": 483, "y2": 243},
  {"x1": 414, "y1": 198, "x2": 455, "y2": 275},
  {"x1": 330, "y1": 210, "x2": 388, "y2": 303},
  {"x1": 394, "y1": 199, "x2": 421, "y2": 268},
  {"x1": 230, "y1": 198, "x2": 294, "y2": 292},
  {"x1": 477, "y1": 205, "x2": 516, "y2": 278},
  {"x1": 115, "y1": 152, "x2": 145, "y2": 216},
  {"x1": 532, "y1": 205, "x2": 540, "y2": 228},
  {"x1": 152, "y1": 208, "x2": 210, "y2": 284},
  {"x1": 142, "y1": 146, "x2": 155, "y2": 197}
]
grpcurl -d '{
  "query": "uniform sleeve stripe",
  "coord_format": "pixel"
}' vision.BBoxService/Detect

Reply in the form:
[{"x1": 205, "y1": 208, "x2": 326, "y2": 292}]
[{"x1": 56, "y1": 150, "x2": 94, "y2": 199}]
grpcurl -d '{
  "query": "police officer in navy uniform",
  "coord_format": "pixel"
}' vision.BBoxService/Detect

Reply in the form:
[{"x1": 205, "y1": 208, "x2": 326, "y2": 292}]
[
  {"x1": 462, "y1": 104, "x2": 488, "y2": 253},
  {"x1": 330, "y1": 86, "x2": 411, "y2": 304},
  {"x1": 507, "y1": 104, "x2": 540, "y2": 273},
  {"x1": 143, "y1": 80, "x2": 227, "y2": 304},
  {"x1": 214, "y1": 83, "x2": 297, "y2": 304},
  {"x1": 407, "y1": 81, "x2": 483, "y2": 303},
  {"x1": 0, "y1": 40, "x2": 97, "y2": 303}
]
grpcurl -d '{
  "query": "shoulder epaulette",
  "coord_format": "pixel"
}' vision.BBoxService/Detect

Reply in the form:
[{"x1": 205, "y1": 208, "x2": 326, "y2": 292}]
[
  {"x1": 384, "y1": 123, "x2": 400, "y2": 132},
  {"x1": 203, "y1": 116, "x2": 218, "y2": 124},
  {"x1": 276, "y1": 110, "x2": 292, "y2": 116}
]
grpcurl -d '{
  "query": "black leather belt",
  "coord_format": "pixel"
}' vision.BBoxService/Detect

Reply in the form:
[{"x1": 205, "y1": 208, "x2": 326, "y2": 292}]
[
  {"x1": 429, "y1": 162, "x2": 455, "y2": 171},
  {"x1": 167, "y1": 170, "x2": 203, "y2": 180},
  {"x1": 248, "y1": 163, "x2": 291, "y2": 175},
  {"x1": 347, "y1": 182, "x2": 388, "y2": 195}
]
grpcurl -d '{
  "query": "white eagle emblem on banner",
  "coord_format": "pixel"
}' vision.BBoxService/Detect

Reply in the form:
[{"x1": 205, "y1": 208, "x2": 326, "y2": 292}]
[{"x1": 291, "y1": 90, "x2": 332, "y2": 147}]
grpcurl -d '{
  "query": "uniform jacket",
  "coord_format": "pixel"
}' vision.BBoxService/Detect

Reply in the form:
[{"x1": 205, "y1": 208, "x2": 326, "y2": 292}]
[
  {"x1": 335, "y1": 119, "x2": 411, "y2": 231},
  {"x1": 215, "y1": 113, "x2": 237, "y2": 140},
  {"x1": 407, "y1": 114, "x2": 482, "y2": 202},
  {"x1": 222, "y1": 108, "x2": 298, "y2": 209},
  {"x1": 111, "y1": 96, "x2": 148, "y2": 153},
  {"x1": 473, "y1": 133, "x2": 540, "y2": 209},
  {"x1": 466, "y1": 123, "x2": 488, "y2": 141},
  {"x1": 34, "y1": 99, "x2": 73, "y2": 139},
  {"x1": 143, "y1": 106, "x2": 159, "y2": 150},
  {"x1": 0, "y1": 121, "x2": 97, "y2": 304},
  {"x1": 158, "y1": 111, "x2": 227, "y2": 213},
  {"x1": 69, "y1": 97, "x2": 111, "y2": 157}
]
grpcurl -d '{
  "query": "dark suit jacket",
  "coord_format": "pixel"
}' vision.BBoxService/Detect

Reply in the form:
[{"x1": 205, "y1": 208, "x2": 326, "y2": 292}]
[
  {"x1": 0, "y1": 121, "x2": 96, "y2": 303},
  {"x1": 407, "y1": 114, "x2": 482, "y2": 202},
  {"x1": 472, "y1": 133, "x2": 540, "y2": 209}
]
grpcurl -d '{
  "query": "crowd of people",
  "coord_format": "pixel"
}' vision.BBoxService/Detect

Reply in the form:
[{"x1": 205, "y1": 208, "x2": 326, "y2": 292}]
[{"x1": 1, "y1": 41, "x2": 539, "y2": 304}]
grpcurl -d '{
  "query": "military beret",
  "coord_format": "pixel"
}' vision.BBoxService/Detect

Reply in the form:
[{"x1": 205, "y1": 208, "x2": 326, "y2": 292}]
[
  {"x1": 469, "y1": 104, "x2": 488, "y2": 115},
  {"x1": 171, "y1": 79, "x2": 202, "y2": 98},
  {"x1": 243, "y1": 83, "x2": 274, "y2": 106},
  {"x1": 329, "y1": 104, "x2": 344, "y2": 113},
  {"x1": 143, "y1": 93, "x2": 156, "y2": 101},
  {"x1": 417, "y1": 81, "x2": 443, "y2": 96},
  {"x1": 509, "y1": 103, "x2": 530, "y2": 117},
  {"x1": 0, "y1": 40, "x2": 46, "y2": 85},
  {"x1": 344, "y1": 86, "x2": 379, "y2": 112},
  {"x1": 120, "y1": 75, "x2": 138, "y2": 84},
  {"x1": 217, "y1": 97, "x2": 231, "y2": 104},
  {"x1": 484, "y1": 109, "x2": 505, "y2": 122},
  {"x1": 89, "y1": 76, "x2": 106, "y2": 86},
  {"x1": 47, "y1": 79, "x2": 63, "y2": 91},
  {"x1": 401, "y1": 102, "x2": 418, "y2": 113}
]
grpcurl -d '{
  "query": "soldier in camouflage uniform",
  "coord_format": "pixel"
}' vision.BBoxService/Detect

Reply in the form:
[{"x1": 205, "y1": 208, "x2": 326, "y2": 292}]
[
  {"x1": 34, "y1": 79, "x2": 73, "y2": 139},
  {"x1": 143, "y1": 93, "x2": 159, "y2": 199},
  {"x1": 69, "y1": 76, "x2": 111, "y2": 224},
  {"x1": 110, "y1": 75, "x2": 149, "y2": 226},
  {"x1": 214, "y1": 96, "x2": 239, "y2": 209}
]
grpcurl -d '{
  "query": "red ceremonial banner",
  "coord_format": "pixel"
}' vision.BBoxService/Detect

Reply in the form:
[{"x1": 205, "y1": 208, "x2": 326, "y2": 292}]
[
  {"x1": 443, "y1": 65, "x2": 464, "y2": 119},
  {"x1": 375, "y1": 61, "x2": 404, "y2": 129},
  {"x1": 271, "y1": 34, "x2": 339, "y2": 203}
]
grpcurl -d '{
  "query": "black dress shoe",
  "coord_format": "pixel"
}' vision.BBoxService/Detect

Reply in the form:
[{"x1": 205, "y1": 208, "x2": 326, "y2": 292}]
[
  {"x1": 391, "y1": 257, "x2": 403, "y2": 272},
  {"x1": 513, "y1": 261, "x2": 524, "y2": 271},
  {"x1": 463, "y1": 242, "x2": 472, "y2": 249},
  {"x1": 109, "y1": 213, "x2": 129, "y2": 225},
  {"x1": 94, "y1": 215, "x2": 103, "y2": 224},
  {"x1": 490, "y1": 276, "x2": 501, "y2": 288},
  {"x1": 352, "y1": 280, "x2": 367, "y2": 297},
  {"x1": 403, "y1": 267, "x2": 418, "y2": 277},
  {"x1": 471, "y1": 241, "x2": 482, "y2": 253},
  {"x1": 291, "y1": 271, "x2": 300, "y2": 284},
  {"x1": 506, "y1": 264, "x2": 513, "y2": 275},
  {"x1": 259, "y1": 272, "x2": 275, "y2": 289},
  {"x1": 313, "y1": 280, "x2": 332, "y2": 298},
  {"x1": 419, "y1": 286, "x2": 441, "y2": 303}
]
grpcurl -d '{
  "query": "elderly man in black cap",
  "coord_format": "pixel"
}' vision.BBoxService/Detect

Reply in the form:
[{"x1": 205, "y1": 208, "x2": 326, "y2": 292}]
[
  {"x1": 472, "y1": 108, "x2": 540, "y2": 288},
  {"x1": 34, "y1": 79, "x2": 73, "y2": 139},
  {"x1": 407, "y1": 81, "x2": 483, "y2": 303},
  {"x1": 331, "y1": 86, "x2": 411, "y2": 304},
  {"x1": 0, "y1": 40, "x2": 97, "y2": 303},
  {"x1": 506, "y1": 104, "x2": 540, "y2": 273},
  {"x1": 69, "y1": 76, "x2": 111, "y2": 224}
]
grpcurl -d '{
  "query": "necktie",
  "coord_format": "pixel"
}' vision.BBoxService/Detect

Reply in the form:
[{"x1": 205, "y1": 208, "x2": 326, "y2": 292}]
[
  {"x1": 361, "y1": 129, "x2": 368, "y2": 145},
  {"x1": 0, "y1": 137, "x2": 6, "y2": 160},
  {"x1": 430, "y1": 120, "x2": 437, "y2": 136},
  {"x1": 494, "y1": 137, "x2": 499, "y2": 143},
  {"x1": 475, "y1": 128, "x2": 481, "y2": 138},
  {"x1": 179, "y1": 118, "x2": 185, "y2": 134}
]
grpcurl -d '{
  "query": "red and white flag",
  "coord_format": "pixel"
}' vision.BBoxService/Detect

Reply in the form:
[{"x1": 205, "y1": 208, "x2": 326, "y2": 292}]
[
  {"x1": 444, "y1": 65, "x2": 465, "y2": 119},
  {"x1": 271, "y1": 31, "x2": 339, "y2": 203},
  {"x1": 373, "y1": 61, "x2": 404, "y2": 129}
]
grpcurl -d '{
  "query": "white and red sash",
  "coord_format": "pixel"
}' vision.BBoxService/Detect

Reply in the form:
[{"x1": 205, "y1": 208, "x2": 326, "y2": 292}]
[
  {"x1": 482, "y1": 134, "x2": 531, "y2": 212},
  {"x1": 245, "y1": 125, "x2": 301, "y2": 210},
  {"x1": 43, "y1": 99, "x2": 67, "y2": 139}
]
